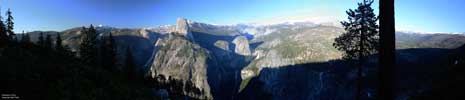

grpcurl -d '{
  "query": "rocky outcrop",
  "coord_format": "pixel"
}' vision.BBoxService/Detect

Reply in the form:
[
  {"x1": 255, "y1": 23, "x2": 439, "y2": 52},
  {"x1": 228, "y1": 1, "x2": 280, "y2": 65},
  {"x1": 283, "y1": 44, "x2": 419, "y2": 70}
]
[
  {"x1": 150, "y1": 34, "x2": 212, "y2": 99},
  {"x1": 214, "y1": 40, "x2": 230, "y2": 51},
  {"x1": 213, "y1": 40, "x2": 231, "y2": 58},
  {"x1": 139, "y1": 29, "x2": 157, "y2": 43},
  {"x1": 175, "y1": 18, "x2": 195, "y2": 40},
  {"x1": 233, "y1": 36, "x2": 251, "y2": 56}
]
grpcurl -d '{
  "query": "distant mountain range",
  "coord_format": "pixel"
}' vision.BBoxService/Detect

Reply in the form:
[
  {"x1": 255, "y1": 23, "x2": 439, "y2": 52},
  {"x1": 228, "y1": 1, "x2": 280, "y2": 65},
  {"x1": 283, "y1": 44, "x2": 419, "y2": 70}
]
[{"x1": 20, "y1": 18, "x2": 465, "y2": 99}]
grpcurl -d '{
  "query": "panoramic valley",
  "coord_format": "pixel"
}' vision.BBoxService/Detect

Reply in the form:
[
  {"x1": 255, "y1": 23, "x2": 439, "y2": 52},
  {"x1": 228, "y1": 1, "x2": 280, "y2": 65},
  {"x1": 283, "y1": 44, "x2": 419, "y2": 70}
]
[{"x1": 1, "y1": 0, "x2": 465, "y2": 100}]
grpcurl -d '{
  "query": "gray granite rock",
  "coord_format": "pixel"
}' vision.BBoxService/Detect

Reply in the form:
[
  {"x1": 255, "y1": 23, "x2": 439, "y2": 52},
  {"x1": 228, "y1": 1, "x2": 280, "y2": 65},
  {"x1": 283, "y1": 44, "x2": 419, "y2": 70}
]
[
  {"x1": 233, "y1": 36, "x2": 251, "y2": 56},
  {"x1": 150, "y1": 34, "x2": 212, "y2": 99}
]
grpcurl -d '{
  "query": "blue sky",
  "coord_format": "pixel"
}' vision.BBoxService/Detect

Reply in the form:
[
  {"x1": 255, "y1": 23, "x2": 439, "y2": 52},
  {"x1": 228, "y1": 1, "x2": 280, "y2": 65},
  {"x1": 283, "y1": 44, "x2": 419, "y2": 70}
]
[
  {"x1": 0, "y1": 0, "x2": 464, "y2": 33},
  {"x1": 395, "y1": 0, "x2": 465, "y2": 33}
]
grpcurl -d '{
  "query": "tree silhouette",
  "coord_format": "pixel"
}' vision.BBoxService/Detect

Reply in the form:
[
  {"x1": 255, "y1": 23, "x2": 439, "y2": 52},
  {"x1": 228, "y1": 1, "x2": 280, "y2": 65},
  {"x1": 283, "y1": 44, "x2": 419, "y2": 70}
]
[
  {"x1": 79, "y1": 25, "x2": 98, "y2": 66},
  {"x1": 44, "y1": 34, "x2": 53, "y2": 49},
  {"x1": 100, "y1": 32, "x2": 117, "y2": 71},
  {"x1": 0, "y1": 10, "x2": 7, "y2": 47},
  {"x1": 6, "y1": 8, "x2": 15, "y2": 41},
  {"x1": 378, "y1": 0, "x2": 396, "y2": 99},
  {"x1": 20, "y1": 32, "x2": 33, "y2": 48},
  {"x1": 55, "y1": 33, "x2": 74, "y2": 57},
  {"x1": 0, "y1": 9, "x2": 158, "y2": 100},
  {"x1": 20, "y1": 32, "x2": 31, "y2": 44},
  {"x1": 333, "y1": 0, "x2": 379, "y2": 99},
  {"x1": 55, "y1": 33, "x2": 64, "y2": 51},
  {"x1": 37, "y1": 32, "x2": 45, "y2": 47}
]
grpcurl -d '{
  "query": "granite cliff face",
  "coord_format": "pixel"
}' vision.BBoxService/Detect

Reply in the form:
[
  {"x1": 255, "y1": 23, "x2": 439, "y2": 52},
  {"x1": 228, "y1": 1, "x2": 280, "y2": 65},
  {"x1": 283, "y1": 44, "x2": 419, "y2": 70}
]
[
  {"x1": 214, "y1": 40, "x2": 230, "y2": 51},
  {"x1": 148, "y1": 18, "x2": 254, "y2": 99},
  {"x1": 150, "y1": 34, "x2": 212, "y2": 99},
  {"x1": 214, "y1": 40, "x2": 231, "y2": 57},
  {"x1": 175, "y1": 18, "x2": 195, "y2": 41},
  {"x1": 239, "y1": 26, "x2": 344, "y2": 83},
  {"x1": 147, "y1": 18, "x2": 214, "y2": 99},
  {"x1": 233, "y1": 36, "x2": 251, "y2": 56}
]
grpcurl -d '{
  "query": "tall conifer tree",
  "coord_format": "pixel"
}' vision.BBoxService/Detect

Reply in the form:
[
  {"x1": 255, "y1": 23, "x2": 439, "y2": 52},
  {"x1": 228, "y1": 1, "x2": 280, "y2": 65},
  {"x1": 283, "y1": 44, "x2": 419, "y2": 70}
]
[
  {"x1": 20, "y1": 32, "x2": 31, "y2": 44},
  {"x1": 378, "y1": 0, "x2": 396, "y2": 99},
  {"x1": 6, "y1": 9, "x2": 14, "y2": 41},
  {"x1": 0, "y1": 10, "x2": 8, "y2": 47},
  {"x1": 45, "y1": 34, "x2": 53, "y2": 49},
  {"x1": 55, "y1": 33, "x2": 64, "y2": 51},
  {"x1": 37, "y1": 32, "x2": 45, "y2": 47},
  {"x1": 79, "y1": 25, "x2": 98, "y2": 66},
  {"x1": 333, "y1": 0, "x2": 379, "y2": 99},
  {"x1": 101, "y1": 32, "x2": 117, "y2": 70}
]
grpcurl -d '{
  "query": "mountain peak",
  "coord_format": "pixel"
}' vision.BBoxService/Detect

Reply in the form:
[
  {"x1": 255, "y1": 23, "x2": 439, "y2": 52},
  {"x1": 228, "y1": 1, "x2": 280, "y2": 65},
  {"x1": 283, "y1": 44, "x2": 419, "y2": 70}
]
[
  {"x1": 175, "y1": 18, "x2": 189, "y2": 34},
  {"x1": 175, "y1": 18, "x2": 195, "y2": 40}
]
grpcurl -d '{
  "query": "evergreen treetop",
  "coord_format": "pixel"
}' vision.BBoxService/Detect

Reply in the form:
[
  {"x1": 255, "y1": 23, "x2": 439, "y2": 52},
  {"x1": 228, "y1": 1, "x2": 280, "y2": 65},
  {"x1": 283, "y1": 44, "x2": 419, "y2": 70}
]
[
  {"x1": 0, "y1": 10, "x2": 7, "y2": 46},
  {"x1": 6, "y1": 8, "x2": 14, "y2": 41}
]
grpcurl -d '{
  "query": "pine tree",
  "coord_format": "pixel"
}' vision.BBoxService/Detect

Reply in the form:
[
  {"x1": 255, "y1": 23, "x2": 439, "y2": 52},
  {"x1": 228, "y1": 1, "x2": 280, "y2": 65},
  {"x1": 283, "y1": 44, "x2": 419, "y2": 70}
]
[
  {"x1": 378, "y1": 0, "x2": 396, "y2": 99},
  {"x1": 25, "y1": 34, "x2": 30, "y2": 43},
  {"x1": 55, "y1": 33, "x2": 64, "y2": 51},
  {"x1": 20, "y1": 34, "x2": 26, "y2": 43},
  {"x1": 20, "y1": 31, "x2": 32, "y2": 48},
  {"x1": 20, "y1": 33, "x2": 31, "y2": 43},
  {"x1": 0, "y1": 10, "x2": 8, "y2": 47},
  {"x1": 101, "y1": 32, "x2": 117, "y2": 70},
  {"x1": 332, "y1": 0, "x2": 379, "y2": 99},
  {"x1": 78, "y1": 27, "x2": 87, "y2": 56},
  {"x1": 79, "y1": 25, "x2": 98, "y2": 66},
  {"x1": 45, "y1": 34, "x2": 53, "y2": 49},
  {"x1": 37, "y1": 32, "x2": 45, "y2": 47},
  {"x1": 6, "y1": 8, "x2": 15, "y2": 41}
]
